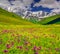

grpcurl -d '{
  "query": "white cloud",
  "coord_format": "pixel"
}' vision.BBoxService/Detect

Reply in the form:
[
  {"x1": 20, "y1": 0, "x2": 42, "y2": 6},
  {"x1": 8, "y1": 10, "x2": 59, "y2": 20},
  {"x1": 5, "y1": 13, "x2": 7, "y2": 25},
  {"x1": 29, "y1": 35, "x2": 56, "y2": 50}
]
[
  {"x1": 0, "y1": 0, "x2": 11, "y2": 6},
  {"x1": 23, "y1": 0, "x2": 34, "y2": 7},
  {"x1": 34, "y1": 0, "x2": 60, "y2": 9},
  {"x1": 0, "y1": 0, "x2": 34, "y2": 10},
  {"x1": 0, "y1": 0, "x2": 60, "y2": 12},
  {"x1": 51, "y1": 8, "x2": 60, "y2": 12}
]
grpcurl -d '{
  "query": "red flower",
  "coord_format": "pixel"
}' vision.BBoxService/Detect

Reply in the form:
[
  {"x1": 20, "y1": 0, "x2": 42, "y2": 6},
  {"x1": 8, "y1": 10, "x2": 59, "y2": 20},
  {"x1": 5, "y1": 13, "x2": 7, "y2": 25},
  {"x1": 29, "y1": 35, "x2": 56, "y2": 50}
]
[
  {"x1": 2, "y1": 30, "x2": 9, "y2": 33},
  {"x1": 19, "y1": 46, "x2": 23, "y2": 49},
  {"x1": 34, "y1": 52, "x2": 38, "y2": 54},
  {"x1": 37, "y1": 46, "x2": 42, "y2": 50},
  {"x1": 4, "y1": 50, "x2": 8, "y2": 53},
  {"x1": 32, "y1": 46, "x2": 37, "y2": 51},
  {"x1": 6, "y1": 44, "x2": 11, "y2": 49},
  {"x1": 32, "y1": 46, "x2": 42, "y2": 51},
  {"x1": 17, "y1": 46, "x2": 23, "y2": 50},
  {"x1": 24, "y1": 42, "x2": 28, "y2": 45}
]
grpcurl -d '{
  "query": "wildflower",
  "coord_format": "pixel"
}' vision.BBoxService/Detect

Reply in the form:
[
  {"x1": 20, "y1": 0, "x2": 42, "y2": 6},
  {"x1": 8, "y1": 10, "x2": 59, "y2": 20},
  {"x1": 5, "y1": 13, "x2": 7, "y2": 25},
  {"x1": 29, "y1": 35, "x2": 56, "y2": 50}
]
[
  {"x1": 55, "y1": 48, "x2": 60, "y2": 52},
  {"x1": 34, "y1": 52, "x2": 38, "y2": 54},
  {"x1": 6, "y1": 44, "x2": 11, "y2": 49},
  {"x1": 24, "y1": 41, "x2": 28, "y2": 45},
  {"x1": 19, "y1": 46, "x2": 23, "y2": 49},
  {"x1": 37, "y1": 46, "x2": 42, "y2": 50},
  {"x1": 24, "y1": 41, "x2": 31, "y2": 46},
  {"x1": 4, "y1": 50, "x2": 8, "y2": 53},
  {"x1": 32, "y1": 46, "x2": 42, "y2": 51},
  {"x1": 11, "y1": 42, "x2": 14, "y2": 46},
  {"x1": 32, "y1": 46, "x2": 37, "y2": 51},
  {"x1": 17, "y1": 46, "x2": 23, "y2": 50},
  {"x1": 2, "y1": 30, "x2": 9, "y2": 33}
]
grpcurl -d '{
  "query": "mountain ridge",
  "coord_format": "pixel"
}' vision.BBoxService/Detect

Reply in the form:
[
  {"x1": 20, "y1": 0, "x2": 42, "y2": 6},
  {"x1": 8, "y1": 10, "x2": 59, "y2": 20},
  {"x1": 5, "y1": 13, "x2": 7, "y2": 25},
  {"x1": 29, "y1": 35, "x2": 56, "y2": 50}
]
[
  {"x1": 0, "y1": 8, "x2": 34, "y2": 25},
  {"x1": 0, "y1": 7, "x2": 60, "y2": 25},
  {"x1": 38, "y1": 14, "x2": 60, "y2": 24}
]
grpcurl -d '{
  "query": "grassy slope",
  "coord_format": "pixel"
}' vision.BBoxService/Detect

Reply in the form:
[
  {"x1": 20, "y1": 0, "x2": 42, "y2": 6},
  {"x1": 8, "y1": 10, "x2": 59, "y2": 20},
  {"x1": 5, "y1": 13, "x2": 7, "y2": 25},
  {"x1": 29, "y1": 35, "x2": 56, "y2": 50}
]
[
  {"x1": 38, "y1": 14, "x2": 60, "y2": 25},
  {"x1": 0, "y1": 8, "x2": 33, "y2": 25},
  {"x1": 0, "y1": 25, "x2": 60, "y2": 54},
  {"x1": 0, "y1": 7, "x2": 60, "y2": 54}
]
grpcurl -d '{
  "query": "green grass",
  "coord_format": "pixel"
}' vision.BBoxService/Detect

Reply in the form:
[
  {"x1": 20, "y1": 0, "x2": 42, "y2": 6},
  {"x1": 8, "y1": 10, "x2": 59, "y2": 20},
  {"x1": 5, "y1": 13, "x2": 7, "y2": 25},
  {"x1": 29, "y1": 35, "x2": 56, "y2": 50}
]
[
  {"x1": 0, "y1": 8, "x2": 60, "y2": 25},
  {"x1": 0, "y1": 25, "x2": 60, "y2": 54},
  {"x1": 38, "y1": 14, "x2": 60, "y2": 25},
  {"x1": 0, "y1": 8, "x2": 60, "y2": 54},
  {"x1": 0, "y1": 8, "x2": 34, "y2": 25}
]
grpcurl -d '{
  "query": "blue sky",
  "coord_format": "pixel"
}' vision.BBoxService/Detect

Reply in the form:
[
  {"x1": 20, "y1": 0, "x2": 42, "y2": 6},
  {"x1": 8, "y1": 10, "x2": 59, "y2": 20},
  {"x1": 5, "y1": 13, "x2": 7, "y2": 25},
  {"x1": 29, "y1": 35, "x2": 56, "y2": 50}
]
[
  {"x1": 34, "y1": 0, "x2": 41, "y2": 2},
  {"x1": 30, "y1": 5, "x2": 53, "y2": 12},
  {"x1": 30, "y1": 0, "x2": 51, "y2": 12},
  {"x1": 30, "y1": 2, "x2": 53, "y2": 12},
  {"x1": 30, "y1": 0, "x2": 60, "y2": 12},
  {"x1": 56, "y1": 0, "x2": 60, "y2": 1}
]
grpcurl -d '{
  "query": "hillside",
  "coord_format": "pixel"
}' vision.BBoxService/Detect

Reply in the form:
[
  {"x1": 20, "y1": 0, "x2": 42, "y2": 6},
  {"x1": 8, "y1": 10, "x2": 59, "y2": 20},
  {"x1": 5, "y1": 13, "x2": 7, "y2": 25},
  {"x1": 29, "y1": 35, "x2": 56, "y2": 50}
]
[
  {"x1": 0, "y1": 25, "x2": 60, "y2": 54},
  {"x1": 0, "y1": 8, "x2": 60, "y2": 25},
  {"x1": 0, "y1": 8, "x2": 33, "y2": 25},
  {"x1": 38, "y1": 14, "x2": 60, "y2": 25}
]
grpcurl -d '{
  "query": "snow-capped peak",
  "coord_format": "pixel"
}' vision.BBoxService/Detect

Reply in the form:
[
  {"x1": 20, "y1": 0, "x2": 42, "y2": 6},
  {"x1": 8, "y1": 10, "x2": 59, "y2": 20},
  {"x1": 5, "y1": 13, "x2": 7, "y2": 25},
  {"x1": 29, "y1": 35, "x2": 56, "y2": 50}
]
[{"x1": 0, "y1": 0, "x2": 60, "y2": 20}]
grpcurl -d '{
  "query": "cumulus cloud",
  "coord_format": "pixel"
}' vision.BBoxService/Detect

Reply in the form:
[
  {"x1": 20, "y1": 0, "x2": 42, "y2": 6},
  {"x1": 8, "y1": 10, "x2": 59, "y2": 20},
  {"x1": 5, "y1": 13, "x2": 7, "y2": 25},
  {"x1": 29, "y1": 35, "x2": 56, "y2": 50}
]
[
  {"x1": 0, "y1": 0, "x2": 60, "y2": 12},
  {"x1": 34, "y1": 0, "x2": 60, "y2": 9},
  {"x1": 0, "y1": 0, "x2": 34, "y2": 10},
  {"x1": 0, "y1": 0, "x2": 11, "y2": 6}
]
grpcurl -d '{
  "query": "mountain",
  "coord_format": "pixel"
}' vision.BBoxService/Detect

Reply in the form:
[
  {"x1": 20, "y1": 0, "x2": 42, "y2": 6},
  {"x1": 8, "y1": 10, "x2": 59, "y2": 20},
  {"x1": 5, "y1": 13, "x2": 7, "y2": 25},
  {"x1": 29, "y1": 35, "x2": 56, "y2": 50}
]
[
  {"x1": 0, "y1": 8, "x2": 33, "y2": 25},
  {"x1": 0, "y1": 0, "x2": 60, "y2": 19},
  {"x1": 0, "y1": 7, "x2": 60, "y2": 25}
]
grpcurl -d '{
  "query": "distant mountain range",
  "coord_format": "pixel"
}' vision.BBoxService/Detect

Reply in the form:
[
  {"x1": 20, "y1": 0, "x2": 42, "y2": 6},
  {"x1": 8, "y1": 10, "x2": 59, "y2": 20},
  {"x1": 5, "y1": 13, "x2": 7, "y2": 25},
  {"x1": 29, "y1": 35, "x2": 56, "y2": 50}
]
[
  {"x1": 0, "y1": 0, "x2": 60, "y2": 20},
  {"x1": 0, "y1": 7, "x2": 34, "y2": 25},
  {"x1": 0, "y1": 7, "x2": 60, "y2": 25}
]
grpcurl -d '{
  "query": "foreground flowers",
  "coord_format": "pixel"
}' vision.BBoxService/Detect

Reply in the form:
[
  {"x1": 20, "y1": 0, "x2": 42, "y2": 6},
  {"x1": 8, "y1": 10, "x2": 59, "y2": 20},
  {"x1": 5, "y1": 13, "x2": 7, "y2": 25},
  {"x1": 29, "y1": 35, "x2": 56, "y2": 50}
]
[
  {"x1": 0, "y1": 25, "x2": 60, "y2": 54},
  {"x1": 3, "y1": 50, "x2": 8, "y2": 53}
]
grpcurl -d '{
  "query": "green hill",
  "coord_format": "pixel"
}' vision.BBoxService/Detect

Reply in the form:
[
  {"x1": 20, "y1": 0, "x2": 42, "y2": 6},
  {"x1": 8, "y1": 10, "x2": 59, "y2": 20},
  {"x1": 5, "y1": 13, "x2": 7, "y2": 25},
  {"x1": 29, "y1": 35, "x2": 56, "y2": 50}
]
[
  {"x1": 0, "y1": 8, "x2": 33, "y2": 25},
  {"x1": 38, "y1": 14, "x2": 60, "y2": 25},
  {"x1": 0, "y1": 8, "x2": 60, "y2": 25}
]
